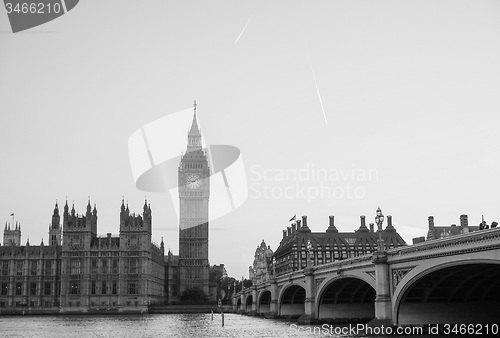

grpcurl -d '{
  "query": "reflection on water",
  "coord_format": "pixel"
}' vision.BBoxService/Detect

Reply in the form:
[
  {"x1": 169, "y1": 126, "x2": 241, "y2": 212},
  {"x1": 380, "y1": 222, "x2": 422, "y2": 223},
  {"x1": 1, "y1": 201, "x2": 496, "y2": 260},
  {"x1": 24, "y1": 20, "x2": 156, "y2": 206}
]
[
  {"x1": 0, "y1": 314, "x2": 328, "y2": 338},
  {"x1": 1, "y1": 314, "x2": 437, "y2": 337}
]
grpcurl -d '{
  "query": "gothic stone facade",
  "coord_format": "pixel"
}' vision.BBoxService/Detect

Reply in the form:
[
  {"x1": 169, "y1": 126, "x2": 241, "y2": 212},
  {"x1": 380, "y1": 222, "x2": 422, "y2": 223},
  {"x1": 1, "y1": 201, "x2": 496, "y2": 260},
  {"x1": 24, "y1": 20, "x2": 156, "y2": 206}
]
[{"x1": 0, "y1": 200, "x2": 166, "y2": 314}]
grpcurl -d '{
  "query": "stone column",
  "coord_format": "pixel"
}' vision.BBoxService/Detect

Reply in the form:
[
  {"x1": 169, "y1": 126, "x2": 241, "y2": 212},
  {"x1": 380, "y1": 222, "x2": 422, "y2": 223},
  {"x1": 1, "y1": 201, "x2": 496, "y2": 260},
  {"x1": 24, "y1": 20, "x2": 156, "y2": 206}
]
[
  {"x1": 251, "y1": 287, "x2": 258, "y2": 315},
  {"x1": 370, "y1": 251, "x2": 393, "y2": 326},
  {"x1": 8, "y1": 257, "x2": 14, "y2": 307},
  {"x1": 240, "y1": 293, "x2": 245, "y2": 313},
  {"x1": 232, "y1": 294, "x2": 237, "y2": 311},
  {"x1": 269, "y1": 277, "x2": 279, "y2": 318}
]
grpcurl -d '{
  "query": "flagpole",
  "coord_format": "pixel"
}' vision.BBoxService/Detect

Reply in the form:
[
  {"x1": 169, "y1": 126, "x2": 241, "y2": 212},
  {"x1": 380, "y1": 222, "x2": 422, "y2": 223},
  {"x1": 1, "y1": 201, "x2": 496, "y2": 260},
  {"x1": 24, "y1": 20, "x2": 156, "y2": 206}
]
[{"x1": 11, "y1": 213, "x2": 14, "y2": 229}]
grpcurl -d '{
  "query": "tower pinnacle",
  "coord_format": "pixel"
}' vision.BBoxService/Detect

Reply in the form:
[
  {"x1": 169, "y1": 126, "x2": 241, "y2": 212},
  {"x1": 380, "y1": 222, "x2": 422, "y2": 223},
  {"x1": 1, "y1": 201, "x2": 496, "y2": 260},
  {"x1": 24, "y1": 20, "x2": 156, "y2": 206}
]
[{"x1": 187, "y1": 100, "x2": 202, "y2": 150}]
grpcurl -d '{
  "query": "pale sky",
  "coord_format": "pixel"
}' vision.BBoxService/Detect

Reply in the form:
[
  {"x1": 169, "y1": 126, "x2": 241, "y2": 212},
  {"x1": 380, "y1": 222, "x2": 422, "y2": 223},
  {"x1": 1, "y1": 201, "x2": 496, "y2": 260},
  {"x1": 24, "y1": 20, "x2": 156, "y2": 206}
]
[{"x1": 1, "y1": 1, "x2": 500, "y2": 279}]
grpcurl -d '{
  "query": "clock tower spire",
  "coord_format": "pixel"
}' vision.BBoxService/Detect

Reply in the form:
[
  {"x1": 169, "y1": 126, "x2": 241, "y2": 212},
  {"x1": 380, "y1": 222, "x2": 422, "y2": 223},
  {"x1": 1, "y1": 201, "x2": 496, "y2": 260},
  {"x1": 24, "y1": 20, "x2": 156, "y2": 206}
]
[
  {"x1": 178, "y1": 100, "x2": 210, "y2": 298},
  {"x1": 187, "y1": 100, "x2": 202, "y2": 152}
]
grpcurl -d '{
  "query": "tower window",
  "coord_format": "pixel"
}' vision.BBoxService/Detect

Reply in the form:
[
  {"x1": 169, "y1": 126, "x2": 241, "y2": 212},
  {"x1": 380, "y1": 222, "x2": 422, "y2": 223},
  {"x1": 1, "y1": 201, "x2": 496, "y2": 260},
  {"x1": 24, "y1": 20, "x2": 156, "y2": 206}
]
[{"x1": 70, "y1": 260, "x2": 81, "y2": 274}]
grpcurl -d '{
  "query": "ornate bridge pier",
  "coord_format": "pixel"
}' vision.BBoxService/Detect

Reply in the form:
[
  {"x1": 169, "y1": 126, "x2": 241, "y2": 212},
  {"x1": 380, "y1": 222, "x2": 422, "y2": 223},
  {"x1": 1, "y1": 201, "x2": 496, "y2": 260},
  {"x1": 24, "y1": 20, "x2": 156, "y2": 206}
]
[
  {"x1": 297, "y1": 266, "x2": 316, "y2": 324},
  {"x1": 370, "y1": 251, "x2": 392, "y2": 326}
]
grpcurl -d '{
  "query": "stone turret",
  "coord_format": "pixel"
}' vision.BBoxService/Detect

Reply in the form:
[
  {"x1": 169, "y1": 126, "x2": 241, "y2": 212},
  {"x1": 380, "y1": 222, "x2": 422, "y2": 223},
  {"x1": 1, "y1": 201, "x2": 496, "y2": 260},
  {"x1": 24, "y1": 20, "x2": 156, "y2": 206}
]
[
  {"x1": 3, "y1": 221, "x2": 21, "y2": 246},
  {"x1": 49, "y1": 201, "x2": 62, "y2": 246}
]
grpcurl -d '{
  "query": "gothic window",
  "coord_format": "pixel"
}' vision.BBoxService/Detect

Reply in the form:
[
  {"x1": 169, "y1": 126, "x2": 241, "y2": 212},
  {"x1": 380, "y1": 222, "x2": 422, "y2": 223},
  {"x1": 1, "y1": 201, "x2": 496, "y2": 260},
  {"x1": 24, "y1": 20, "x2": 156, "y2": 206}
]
[
  {"x1": 127, "y1": 236, "x2": 139, "y2": 249},
  {"x1": 70, "y1": 281, "x2": 80, "y2": 295},
  {"x1": 44, "y1": 282, "x2": 51, "y2": 296},
  {"x1": 16, "y1": 261, "x2": 23, "y2": 276},
  {"x1": 91, "y1": 281, "x2": 96, "y2": 295},
  {"x1": 128, "y1": 282, "x2": 137, "y2": 294},
  {"x1": 1, "y1": 283, "x2": 7, "y2": 296},
  {"x1": 112, "y1": 259, "x2": 118, "y2": 273},
  {"x1": 30, "y1": 261, "x2": 37, "y2": 276},
  {"x1": 30, "y1": 283, "x2": 37, "y2": 296},
  {"x1": 112, "y1": 281, "x2": 117, "y2": 295},
  {"x1": 101, "y1": 259, "x2": 108, "y2": 273},
  {"x1": 91, "y1": 259, "x2": 97, "y2": 273},
  {"x1": 15, "y1": 283, "x2": 22, "y2": 295},
  {"x1": 70, "y1": 236, "x2": 82, "y2": 248},
  {"x1": 70, "y1": 260, "x2": 81, "y2": 274},
  {"x1": 127, "y1": 258, "x2": 138, "y2": 274},
  {"x1": 44, "y1": 260, "x2": 51, "y2": 275},
  {"x1": 1, "y1": 262, "x2": 8, "y2": 275},
  {"x1": 101, "y1": 281, "x2": 107, "y2": 295}
]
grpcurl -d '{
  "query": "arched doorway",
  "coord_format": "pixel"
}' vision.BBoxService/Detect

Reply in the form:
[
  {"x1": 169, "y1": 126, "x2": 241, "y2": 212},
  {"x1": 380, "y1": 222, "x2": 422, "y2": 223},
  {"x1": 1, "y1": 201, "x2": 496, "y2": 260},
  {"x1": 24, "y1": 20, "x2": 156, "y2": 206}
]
[{"x1": 245, "y1": 294, "x2": 253, "y2": 313}]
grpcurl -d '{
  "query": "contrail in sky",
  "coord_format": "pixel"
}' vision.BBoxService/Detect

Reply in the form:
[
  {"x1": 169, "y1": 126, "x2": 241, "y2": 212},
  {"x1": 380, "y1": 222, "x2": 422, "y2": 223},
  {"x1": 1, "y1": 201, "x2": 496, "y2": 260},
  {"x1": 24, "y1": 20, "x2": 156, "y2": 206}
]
[
  {"x1": 309, "y1": 63, "x2": 328, "y2": 125},
  {"x1": 235, "y1": 16, "x2": 253, "y2": 45}
]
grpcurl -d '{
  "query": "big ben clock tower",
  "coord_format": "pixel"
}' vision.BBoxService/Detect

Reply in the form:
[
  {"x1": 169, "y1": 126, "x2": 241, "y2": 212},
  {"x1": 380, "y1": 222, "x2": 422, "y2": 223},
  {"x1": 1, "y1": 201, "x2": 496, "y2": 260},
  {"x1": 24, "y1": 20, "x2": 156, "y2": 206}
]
[{"x1": 178, "y1": 101, "x2": 210, "y2": 297}]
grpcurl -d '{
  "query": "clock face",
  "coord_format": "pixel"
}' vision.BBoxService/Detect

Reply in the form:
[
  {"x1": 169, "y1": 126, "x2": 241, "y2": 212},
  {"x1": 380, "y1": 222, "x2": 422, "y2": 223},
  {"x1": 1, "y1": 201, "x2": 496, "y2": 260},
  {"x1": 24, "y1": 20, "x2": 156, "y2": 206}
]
[{"x1": 186, "y1": 174, "x2": 202, "y2": 189}]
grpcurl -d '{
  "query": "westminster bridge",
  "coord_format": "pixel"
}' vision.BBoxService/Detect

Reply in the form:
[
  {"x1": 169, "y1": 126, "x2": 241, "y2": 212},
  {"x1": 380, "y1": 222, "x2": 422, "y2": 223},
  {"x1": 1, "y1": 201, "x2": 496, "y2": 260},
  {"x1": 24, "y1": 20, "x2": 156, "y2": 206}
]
[{"x1": 232, "y1": 227, "x2": 500, "y2": 325}]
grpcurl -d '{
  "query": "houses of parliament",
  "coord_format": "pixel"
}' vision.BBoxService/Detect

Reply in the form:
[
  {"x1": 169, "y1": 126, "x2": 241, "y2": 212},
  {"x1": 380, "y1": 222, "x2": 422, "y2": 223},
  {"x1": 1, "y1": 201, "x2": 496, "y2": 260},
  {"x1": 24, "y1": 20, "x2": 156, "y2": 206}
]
[{"x1": 0, "y1": 108, "x2": 212, "y2": 313}]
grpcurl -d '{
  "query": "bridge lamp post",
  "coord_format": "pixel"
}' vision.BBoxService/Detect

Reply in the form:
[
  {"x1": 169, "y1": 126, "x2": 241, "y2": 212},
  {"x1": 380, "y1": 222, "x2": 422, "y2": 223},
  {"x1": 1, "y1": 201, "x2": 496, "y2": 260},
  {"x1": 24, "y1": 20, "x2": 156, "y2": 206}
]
[
  {"x1": 272, "y1": 256, "x2": 276, "y2": 277},
  {"x1": 375, "y1": 207, "x2": 385, "y2": 252}
]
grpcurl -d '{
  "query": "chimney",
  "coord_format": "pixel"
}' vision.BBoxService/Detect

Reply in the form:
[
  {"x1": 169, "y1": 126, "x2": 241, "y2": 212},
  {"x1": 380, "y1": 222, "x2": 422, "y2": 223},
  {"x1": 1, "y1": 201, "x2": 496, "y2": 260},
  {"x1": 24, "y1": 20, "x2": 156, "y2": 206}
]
[
  {"x1": 282, "y1": 230, "x2": 287, "y2": 239},
  {"x1": 287, "y1": 227, "x2": 291, "y2": 236},
  {"x1": 302, "y1": 215, "x2": 307, "y2": 228},
  {"x1": 327, "y1": 215, "x2": 338, "y2": 233},
  {"x1": 292, "y1": 222, "x2": 296, "y2": 233},
  {"x1": 369, "y1": 223, "x2": 374, "y2": 233},
  {"x1": 428, "y1": 216, "x2": 435, "y2": 229},
  {"x1": 360, "y1": 215, "x2": 366, "y2": 227},
  {"x1": 296, "y1": 219, "x2": 301, "y2": 229},
  {"x1": 460, "y1": 214, "x2": 468, "y2": 228},
  {"x1": 386, "y1": 215, "x2": 393, "y2": 229}
]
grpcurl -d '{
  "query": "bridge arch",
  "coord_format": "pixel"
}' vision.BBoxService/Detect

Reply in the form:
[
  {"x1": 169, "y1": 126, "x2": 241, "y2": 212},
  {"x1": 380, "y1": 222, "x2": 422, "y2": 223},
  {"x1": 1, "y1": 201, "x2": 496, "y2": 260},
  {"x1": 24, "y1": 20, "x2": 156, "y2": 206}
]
[
  {"x1": 394, "y1": 259, "x2": 500, "y2": 325},
  {"x1": 278, "y1": 283, "x2": 306, "y2": 317},
  {"x1": 316, "y1": 275, "x2": 376, "y2": 322},
  {"x1": 257, "y1": 289, "x2": 272, "y2": 315}
]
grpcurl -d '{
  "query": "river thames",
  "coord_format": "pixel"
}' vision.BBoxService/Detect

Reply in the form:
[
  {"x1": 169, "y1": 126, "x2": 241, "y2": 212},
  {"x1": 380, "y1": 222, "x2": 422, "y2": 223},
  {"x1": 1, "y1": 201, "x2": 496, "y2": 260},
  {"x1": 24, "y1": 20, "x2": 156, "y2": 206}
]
[{"x1": 0, "y1": 313, "x2": 438, "y2": 337}]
